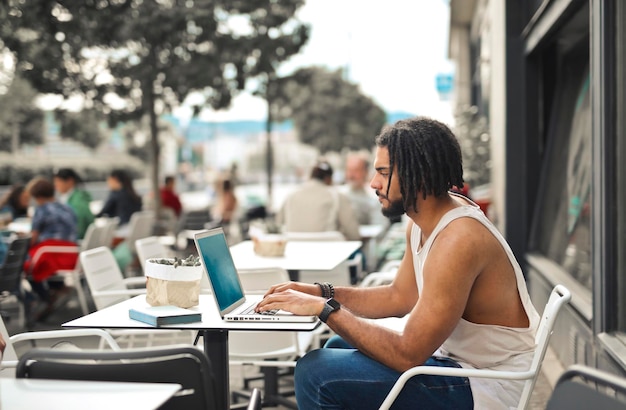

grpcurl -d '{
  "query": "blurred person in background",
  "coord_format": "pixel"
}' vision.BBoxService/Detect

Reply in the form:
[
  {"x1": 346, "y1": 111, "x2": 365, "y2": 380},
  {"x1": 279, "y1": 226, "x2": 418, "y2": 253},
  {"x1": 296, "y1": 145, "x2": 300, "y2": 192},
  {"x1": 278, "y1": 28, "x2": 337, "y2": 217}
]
[
  {"x1": 277, "y1": 160, "x2": 360, "y2": 241},
  {"x1": 0, "y1": 184, "x2": 30, "y2": 220},
  {"x1": 341, "y1": 151, "x2": 387, "y2": 226},
  {"x1": 160, "y1": 175, "x2": 183, "y2": 217},
  {"x1": 24, "y1": 177, "x2": 78, "y2": 320},
  {"x1": 96, "y1": 169, "x2": 142, "y2": 225},
  {"x1": 211, "y1": 177, "x2": 238, "y2": 237},
  {"x1": 54, "y1": 168, "x2": 95, "y2": 240}
]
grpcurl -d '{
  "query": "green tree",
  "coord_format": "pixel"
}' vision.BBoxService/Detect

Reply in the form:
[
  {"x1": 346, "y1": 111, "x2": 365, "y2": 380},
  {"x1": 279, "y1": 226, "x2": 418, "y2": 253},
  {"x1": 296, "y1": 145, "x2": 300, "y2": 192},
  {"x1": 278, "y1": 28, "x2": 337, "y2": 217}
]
[
  {"x1": 269, "y1": 66, "x2": 387, "y2": 153},
  {"x1": 1, "y1": 0, "x2": 309, "y2": 211},
  {"x1": 0, "y1": 74, "x2": 43, "y2": 152},
  {"x1": 56, "y1": 109, "x2": 104, "y2": 150}
]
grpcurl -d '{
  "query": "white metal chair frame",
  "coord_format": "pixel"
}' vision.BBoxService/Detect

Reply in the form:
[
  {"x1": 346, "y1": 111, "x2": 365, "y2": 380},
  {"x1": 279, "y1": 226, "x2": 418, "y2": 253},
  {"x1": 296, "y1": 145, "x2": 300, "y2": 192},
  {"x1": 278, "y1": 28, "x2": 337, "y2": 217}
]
[
  {"x1": 379, "y1": 284, "x2": 572, "y2": 410},
  {"x1": 80, "y1": 246, "x2": 194, "y2": 348},
  {"x1": 0, "y1": 315, "x2": 120, "y2": 374}
]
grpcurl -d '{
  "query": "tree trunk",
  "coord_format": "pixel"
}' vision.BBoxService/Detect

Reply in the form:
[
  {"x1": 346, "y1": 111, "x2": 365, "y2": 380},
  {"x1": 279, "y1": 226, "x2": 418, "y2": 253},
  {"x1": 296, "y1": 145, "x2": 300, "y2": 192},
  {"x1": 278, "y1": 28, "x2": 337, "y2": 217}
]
[
  {"x1": 148, "y1": 90, "x2": 161, "y2": 233},
  {"x1": 265, "y1": 96, "x2": 274, "y2": 212}
]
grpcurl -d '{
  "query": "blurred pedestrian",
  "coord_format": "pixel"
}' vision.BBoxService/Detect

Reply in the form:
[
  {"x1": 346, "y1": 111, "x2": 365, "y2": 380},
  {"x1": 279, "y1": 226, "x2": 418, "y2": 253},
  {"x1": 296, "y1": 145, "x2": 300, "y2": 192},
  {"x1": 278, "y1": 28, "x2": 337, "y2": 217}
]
[
  {"x1": 96, "y1": 169, "x2": 142, "y2": 225},
  {"x1": 54, "y1": 168, "x2": 95, "y2": 239},
  {"x1": 211, "y1": 177, "x2": 238, "y2": 237}
]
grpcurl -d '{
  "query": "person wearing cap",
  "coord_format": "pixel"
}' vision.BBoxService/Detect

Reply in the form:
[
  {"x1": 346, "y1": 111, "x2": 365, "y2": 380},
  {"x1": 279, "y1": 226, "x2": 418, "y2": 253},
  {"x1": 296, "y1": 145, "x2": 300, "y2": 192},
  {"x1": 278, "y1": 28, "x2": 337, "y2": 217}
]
[
  {"x1": 276, "y1": 160, "x2": 360, "y2": 241},
  {"x1": 54, "y1": 168, "x2": 95, "y2": 239}
]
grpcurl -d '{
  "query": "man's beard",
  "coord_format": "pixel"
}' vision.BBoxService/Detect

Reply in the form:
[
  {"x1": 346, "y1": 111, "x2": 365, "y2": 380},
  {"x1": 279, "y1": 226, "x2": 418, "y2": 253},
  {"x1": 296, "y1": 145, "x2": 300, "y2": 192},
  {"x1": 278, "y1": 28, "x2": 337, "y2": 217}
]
[{"x1": 377, "y1": 191, "x2": 406, "y2": 218}]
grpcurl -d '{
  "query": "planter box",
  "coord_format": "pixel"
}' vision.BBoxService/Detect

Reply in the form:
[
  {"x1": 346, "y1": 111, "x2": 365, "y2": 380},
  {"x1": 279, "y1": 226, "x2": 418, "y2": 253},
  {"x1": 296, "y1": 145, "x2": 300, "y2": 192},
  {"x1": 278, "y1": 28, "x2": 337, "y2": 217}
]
[{"x1": 144, "y1": 259, "x2": 202, "y2": 308}]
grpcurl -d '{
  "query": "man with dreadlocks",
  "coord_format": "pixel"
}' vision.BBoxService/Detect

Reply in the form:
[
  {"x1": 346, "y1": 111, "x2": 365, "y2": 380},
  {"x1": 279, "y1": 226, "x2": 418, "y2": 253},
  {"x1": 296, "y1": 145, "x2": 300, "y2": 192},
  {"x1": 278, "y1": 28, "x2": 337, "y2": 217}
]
[{"x1": 257, "y1": 116, "x2": 540, "y2": 409}]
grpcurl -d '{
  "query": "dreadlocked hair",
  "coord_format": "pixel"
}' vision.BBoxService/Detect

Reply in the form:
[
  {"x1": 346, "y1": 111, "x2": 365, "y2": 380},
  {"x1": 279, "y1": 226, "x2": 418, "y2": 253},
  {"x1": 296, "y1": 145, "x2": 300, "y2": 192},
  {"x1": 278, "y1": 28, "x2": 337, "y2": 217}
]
[{"x1": 375, "y1": 116, "x2": 464, "y2": 212}]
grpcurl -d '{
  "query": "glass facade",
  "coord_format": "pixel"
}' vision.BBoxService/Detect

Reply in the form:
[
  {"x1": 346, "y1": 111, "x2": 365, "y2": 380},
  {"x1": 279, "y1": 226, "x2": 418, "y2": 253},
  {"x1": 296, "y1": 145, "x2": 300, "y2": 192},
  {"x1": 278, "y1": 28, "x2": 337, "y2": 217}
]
[{"x1": 529, "y1": 43, "x2": 592, "y2": 291}]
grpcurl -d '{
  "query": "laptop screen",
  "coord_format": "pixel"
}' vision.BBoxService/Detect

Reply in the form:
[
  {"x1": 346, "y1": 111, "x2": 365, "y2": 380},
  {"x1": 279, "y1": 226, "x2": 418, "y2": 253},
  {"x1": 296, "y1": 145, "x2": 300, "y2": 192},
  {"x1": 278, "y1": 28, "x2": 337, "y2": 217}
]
[{"x1": 194, "y1": 228, "x2": 245, "y2": 313}]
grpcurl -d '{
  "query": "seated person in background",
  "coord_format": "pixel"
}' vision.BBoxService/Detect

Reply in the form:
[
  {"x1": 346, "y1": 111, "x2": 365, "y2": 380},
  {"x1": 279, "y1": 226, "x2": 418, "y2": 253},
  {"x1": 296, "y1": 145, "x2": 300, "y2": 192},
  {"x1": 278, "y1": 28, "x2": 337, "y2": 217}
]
[
  {"x1": 24, "y1": 177, "x2": 78, "y2": 318},
  {"x1": 0, "y1": 184, "x2": 30, "y2": 221},
  {"x1": 54, "y1": 168, "x2": 95, "y2": 240},
  {"x1": 276, "y1": 160, "x2": 360, "y2": 241},
  {"x1": 96, "y1": 169, "x2": 142, "y2": 225},
  {"x1": 209, "y1": 177, "x2": 238, "y2": 238},
  {"x1": 257, "y1": 117, "x2": 540, "y2": 409},
  {"x1": 160, "y1": 175, "x2": 183, "y2": 217},
  {"x1": 340, "y1": 151, "x2": 387, "y2": 227}
]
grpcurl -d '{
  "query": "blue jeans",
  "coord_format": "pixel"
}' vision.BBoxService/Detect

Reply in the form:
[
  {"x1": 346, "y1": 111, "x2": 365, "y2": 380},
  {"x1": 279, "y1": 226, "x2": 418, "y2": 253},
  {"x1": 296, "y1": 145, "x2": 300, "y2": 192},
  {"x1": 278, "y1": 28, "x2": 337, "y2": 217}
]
[{"x1": 294, "y1": 336, "x2": 473, "y2": 409}]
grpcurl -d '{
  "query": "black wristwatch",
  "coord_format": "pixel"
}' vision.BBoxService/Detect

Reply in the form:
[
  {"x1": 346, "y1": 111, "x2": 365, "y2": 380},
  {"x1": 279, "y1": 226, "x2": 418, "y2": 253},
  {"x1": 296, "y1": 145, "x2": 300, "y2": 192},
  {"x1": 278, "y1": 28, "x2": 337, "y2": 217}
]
[{"x1": 319, "y1": 298, "x2": 341, "y2": 323}]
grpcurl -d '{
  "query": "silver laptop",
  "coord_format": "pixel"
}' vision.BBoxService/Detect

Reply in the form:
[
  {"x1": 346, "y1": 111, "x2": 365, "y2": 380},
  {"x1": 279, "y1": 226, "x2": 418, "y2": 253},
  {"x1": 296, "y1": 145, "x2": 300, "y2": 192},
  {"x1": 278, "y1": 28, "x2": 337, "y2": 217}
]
[{"x1": 193, "y1": 228, "x2": 317, "y2": 323}]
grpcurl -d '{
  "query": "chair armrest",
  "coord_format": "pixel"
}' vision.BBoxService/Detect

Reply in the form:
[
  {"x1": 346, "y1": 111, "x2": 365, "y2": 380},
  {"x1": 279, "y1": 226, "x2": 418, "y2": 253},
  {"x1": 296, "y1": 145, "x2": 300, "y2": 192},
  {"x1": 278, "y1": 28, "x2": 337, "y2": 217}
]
[
  {"x1": 379, "y1": 366, "x2": 535, "y2": 410},
  {"x1": 10, "y1": 328, "x2": 120, "y2": 351}
]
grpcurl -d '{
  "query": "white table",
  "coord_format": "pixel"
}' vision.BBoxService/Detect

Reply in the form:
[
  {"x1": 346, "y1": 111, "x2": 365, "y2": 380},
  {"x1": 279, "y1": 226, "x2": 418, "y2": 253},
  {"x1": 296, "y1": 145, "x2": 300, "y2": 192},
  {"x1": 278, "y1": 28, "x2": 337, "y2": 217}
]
[
  {"x1": 64, "y1": 294, "x2": 319, "y2": 410},
  {"x1": 229, "y1": 240, "x2": 362, "y2": 272},
  {"x1": 0, "y1": 378, "x2": 181, "y2": 410}
]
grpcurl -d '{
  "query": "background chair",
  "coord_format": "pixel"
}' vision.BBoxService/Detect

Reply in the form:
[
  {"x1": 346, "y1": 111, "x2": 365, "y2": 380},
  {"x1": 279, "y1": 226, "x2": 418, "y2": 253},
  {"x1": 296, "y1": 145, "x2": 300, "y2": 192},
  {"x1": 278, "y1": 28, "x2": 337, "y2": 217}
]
[
  {"x1": 379, "y1": 284, "x2": 572, "y2": 410},
  {"x1": 0, "y1": 237, "x2": 30, "y2": 327},
  {"x1": 0, "y1": 315, "x2": 119, "y2": 377},
  {"x1": 80, "y1": 246, "x2": 194, "y2": 348},
  {"x1": 16, "y1": 345, "x2": 224, "y2": 410},
  {"x1": 46, "y1": 222, "x2": 111, "y2": 315},
  {"x1": 546, "y1": 364, "x2": 626, "y2": 409}
]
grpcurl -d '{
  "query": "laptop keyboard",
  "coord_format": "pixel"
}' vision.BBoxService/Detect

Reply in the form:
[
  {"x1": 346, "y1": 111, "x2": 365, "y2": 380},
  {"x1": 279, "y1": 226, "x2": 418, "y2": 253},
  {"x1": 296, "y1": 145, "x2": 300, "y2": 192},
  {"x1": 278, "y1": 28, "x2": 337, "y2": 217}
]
[{"x1": 241, "y1": 304, "x2": 278, "y2": 316}]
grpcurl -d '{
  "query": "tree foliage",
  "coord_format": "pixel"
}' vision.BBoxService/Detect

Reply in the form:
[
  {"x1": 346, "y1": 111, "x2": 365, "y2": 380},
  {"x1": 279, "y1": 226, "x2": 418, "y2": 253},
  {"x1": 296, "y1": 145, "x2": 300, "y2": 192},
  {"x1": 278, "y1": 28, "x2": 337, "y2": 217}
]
[
  {"x1": 0, "y1": 74, "x2": 43, "y2": 151},
  {"x1": 454, "y1": 105, "x2": 491, "y2": 188},
  {"x1": 56, "y1": 109, "x2": 104, "y2": 150},
  {"x1": 269, "y1": 66, "x2": 387, "y2": 153},
  {"x1": 1, "y1": 0, "x2": 309, "y2": 206}
]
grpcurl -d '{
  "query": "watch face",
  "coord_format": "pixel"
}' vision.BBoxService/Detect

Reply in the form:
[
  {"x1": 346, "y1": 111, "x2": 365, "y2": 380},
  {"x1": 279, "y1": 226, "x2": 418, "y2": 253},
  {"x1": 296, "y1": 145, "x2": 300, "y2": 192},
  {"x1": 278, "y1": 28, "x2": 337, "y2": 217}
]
[{"x1": 327, "y1": 298, "x2": 340, "y2": 310}]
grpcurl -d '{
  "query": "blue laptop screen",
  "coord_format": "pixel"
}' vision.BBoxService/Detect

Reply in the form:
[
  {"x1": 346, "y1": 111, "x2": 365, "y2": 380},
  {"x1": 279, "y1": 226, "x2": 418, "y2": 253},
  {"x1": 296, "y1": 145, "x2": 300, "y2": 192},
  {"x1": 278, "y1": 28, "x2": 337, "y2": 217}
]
[{"x1": 195, "y1": 230, "x2": 244, "y2": 312}]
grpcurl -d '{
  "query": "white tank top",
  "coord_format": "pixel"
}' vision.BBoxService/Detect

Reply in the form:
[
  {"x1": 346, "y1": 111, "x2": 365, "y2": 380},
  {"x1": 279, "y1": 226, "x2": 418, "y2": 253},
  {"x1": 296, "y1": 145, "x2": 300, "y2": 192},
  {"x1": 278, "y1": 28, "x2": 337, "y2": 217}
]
[{"x1": 410, "y1": 193, "x2": 540, "y2": 409}]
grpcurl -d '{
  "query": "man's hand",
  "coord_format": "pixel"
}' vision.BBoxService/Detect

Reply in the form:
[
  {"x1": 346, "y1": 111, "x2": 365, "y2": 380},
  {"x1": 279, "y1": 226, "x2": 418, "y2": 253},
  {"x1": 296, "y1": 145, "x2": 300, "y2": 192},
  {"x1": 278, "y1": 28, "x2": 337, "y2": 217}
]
[
  {"x1": 257, "y1": 288, "x2": 326, "y2": 317},
  {"x1": 263, "y1": 281, "x2": 322, "y2": 298}
]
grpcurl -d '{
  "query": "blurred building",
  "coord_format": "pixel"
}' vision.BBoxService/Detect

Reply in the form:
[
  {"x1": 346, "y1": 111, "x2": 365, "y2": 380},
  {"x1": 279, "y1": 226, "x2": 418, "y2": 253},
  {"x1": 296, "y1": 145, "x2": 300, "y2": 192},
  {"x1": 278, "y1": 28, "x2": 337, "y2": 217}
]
[{"x1": 448, "y1": 1, "x2": 626, "y2": 377}]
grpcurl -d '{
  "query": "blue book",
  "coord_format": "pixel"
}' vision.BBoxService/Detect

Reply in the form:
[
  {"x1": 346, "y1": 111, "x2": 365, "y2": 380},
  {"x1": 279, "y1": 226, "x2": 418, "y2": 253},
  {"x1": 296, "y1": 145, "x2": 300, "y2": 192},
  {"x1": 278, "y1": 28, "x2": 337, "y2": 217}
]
[{"x1": 129, "y1": 305, "x2": 202, "y2": 326}]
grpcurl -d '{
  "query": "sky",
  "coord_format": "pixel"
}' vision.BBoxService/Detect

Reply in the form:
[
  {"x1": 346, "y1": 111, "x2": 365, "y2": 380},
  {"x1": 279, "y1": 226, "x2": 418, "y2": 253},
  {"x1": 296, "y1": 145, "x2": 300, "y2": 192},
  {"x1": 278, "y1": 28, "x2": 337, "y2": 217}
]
[{"x1": 180, "y1": 0, "x2": 455, "y2": 124}]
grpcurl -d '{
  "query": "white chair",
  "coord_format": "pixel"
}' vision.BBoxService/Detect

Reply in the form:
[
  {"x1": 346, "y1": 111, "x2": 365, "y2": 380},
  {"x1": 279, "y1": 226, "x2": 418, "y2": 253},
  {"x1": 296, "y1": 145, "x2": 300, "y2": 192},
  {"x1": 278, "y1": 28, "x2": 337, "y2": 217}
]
[
  {"x1": 229, "y1": 267, "x2": 313, "y2": 409},
  {"x1": 47, "y1": 222, "x2": 111, "y2": 315},
  {"x1": 80, "y1": 246, "x2": 194, "y2": 348},
  {"x1": 124, "y1": 211, "x2": 156, "y2": 254},
  {"x1": 135, "y1": 236, "x2": 175, "y2": 272},
  {"x1": 286, "y1": 231, "x2": 358, "y2": 286},
  {"x1": 379, "y1": 284, "x2": 572, "y2": 410},
  {"x1": 94, "y1": 216, "x2": 120, "y2": 248},
  {"x1": 0, "y1": 315, "x2": 119, "y2": 377}
]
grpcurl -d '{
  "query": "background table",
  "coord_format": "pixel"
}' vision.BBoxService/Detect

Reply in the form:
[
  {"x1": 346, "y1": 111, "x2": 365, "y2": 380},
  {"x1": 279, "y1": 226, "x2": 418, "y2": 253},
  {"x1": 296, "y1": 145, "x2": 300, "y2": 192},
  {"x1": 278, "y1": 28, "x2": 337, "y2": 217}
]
[
  {"x1": 229, "y1": 240, "x2": 362, "y2": 271},
  {"x1": 0, "y1": 378, "x2": 180, "y2": 410},
  {"x1": 63, "y1": 294, "x2": 319, "y2": 410}
]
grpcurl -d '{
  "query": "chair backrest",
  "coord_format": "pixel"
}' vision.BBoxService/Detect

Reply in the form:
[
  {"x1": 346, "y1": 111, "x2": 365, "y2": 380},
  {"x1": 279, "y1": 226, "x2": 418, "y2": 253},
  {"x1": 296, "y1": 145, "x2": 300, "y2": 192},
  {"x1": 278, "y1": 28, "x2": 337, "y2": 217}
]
[
  {"x1": 0, "y1": 237, "x2": 30, "y2": 294},
  {"x1": 80, "y1": 246, "x2": 132, "y2": 310},
  {"x1": 125, "y1": 211, "x2": 156, "y2": 252},
  {"x1": 95, "y1": 216, "x2": 120, "y2": 248},
  {"x1": 518, "y1": 284, "x2": 572, "y2": 407},
  {"x1": 238, "y1": 267, "x2": 290, "y2": 294},
  {"x1": 16, "y1": 345, "x2": 218, "y2": 410},
  {"x1": 135, "y1": 236, "x2": 173, "y2": 271},
  {"x1": 546, "y1": 364, "x2": 626, "y2": 409}
]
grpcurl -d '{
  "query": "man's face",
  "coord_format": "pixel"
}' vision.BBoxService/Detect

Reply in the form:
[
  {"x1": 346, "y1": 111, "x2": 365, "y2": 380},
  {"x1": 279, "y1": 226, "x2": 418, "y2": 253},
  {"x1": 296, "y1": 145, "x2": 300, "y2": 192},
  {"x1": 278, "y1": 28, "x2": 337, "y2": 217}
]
[{"x1": 371, "y1": 147, "x2": 405, "y2": 218}]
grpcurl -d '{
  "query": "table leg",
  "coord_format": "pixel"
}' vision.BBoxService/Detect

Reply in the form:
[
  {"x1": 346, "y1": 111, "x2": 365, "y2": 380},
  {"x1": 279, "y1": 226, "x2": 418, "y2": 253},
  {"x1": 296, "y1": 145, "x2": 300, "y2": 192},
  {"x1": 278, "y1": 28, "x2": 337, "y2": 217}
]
[
  {"x1": 288, "y1": 270, "x2": 299, "y2": 281},
  {"x1": 203, "y1": 329, "x2": 230, "y2": 410}
]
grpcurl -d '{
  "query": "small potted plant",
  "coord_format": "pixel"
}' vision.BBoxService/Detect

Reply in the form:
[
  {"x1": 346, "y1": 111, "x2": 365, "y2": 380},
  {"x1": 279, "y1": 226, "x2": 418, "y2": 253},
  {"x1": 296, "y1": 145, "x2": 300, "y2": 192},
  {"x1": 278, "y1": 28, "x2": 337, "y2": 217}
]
[
  {"x1": 144, "y1": 255, "x2": 203, "y2": 308},
  {"x1": 249, "y1": 218, "x2": 287, "y2": 257}
]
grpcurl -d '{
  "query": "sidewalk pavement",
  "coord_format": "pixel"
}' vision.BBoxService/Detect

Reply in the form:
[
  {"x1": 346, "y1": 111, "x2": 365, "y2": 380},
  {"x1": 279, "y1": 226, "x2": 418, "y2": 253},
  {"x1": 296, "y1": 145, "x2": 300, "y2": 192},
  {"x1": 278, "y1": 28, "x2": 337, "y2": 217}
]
[{"x1": 5, "y1": 297, "x2": 561, "y2": 410}]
